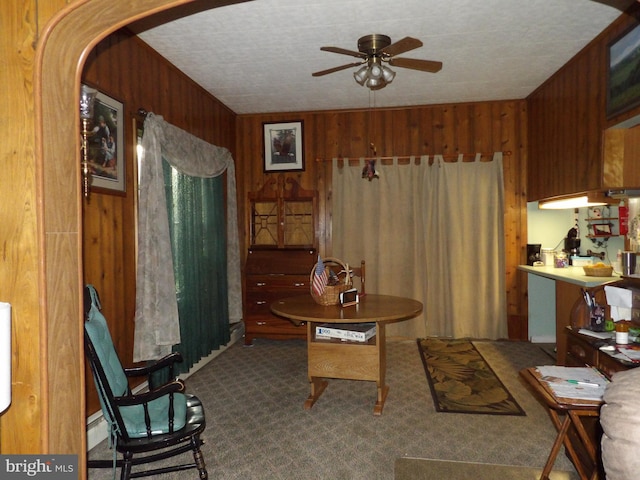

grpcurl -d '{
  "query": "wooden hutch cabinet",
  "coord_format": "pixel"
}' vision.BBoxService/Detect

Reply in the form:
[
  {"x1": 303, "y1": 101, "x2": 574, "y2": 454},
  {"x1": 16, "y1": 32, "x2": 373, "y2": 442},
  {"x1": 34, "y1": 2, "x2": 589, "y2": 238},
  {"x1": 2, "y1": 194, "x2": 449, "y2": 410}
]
[{"x1": 243, "y1": 176, "x2": 318, "y2": 345}]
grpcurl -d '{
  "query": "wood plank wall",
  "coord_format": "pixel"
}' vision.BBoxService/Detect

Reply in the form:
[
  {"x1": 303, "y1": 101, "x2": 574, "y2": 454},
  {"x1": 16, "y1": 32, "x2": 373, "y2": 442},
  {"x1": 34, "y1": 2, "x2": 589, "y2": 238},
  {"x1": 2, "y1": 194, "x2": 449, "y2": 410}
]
[
  {"x1": 235, "y1": 101, "x2": 529, "y2": 337},
  {"x1": 527, "y1": 5, "x2": 640, "y2": 201},
  {"x1": 81, "y1": 29, "x2": 236, "y2": 415}
]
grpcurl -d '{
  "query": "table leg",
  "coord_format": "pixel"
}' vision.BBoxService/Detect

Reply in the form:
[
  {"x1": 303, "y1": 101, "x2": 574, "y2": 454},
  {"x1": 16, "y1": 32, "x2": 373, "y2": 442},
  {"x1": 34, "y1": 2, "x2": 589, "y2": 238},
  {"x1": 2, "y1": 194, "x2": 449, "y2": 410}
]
[
  {"x1": 304, "y1": 376, "x2": 328, "y2": 410},
  {"x1": 373, "y1": 385, "x2": 389, "y2": 416},
  {"x1": 541, "y1": 411, "x2": 572, "y2": 480},
  {"x1": 546, "y1": 409, "x2": 598, "y2": 480}
]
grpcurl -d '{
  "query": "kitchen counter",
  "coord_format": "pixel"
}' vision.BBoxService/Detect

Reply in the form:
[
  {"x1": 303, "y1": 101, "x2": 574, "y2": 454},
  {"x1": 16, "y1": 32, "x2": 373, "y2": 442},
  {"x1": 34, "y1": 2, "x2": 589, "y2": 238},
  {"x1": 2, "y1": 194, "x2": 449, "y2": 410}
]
[
  {"x1": 519, "y1": 265, "x2": 620, "y2": 349},
  {"x1": 518, "y1": 265, "x2": 620, "y2": 288}
]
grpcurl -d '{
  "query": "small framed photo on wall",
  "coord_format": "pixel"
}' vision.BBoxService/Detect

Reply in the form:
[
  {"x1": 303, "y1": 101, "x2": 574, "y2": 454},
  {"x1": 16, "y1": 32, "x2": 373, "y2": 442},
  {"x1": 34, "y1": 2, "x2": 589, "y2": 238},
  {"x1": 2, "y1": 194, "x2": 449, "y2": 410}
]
[
  {"x1": 81, "y1": 85, "x2": 125, "y2": 193},
  {"x1": 592, "y1": 224, "x2": 612, "y2": 236},
  {"x1": 263, "y1": 120, "x2": 304, "y2": 172}
]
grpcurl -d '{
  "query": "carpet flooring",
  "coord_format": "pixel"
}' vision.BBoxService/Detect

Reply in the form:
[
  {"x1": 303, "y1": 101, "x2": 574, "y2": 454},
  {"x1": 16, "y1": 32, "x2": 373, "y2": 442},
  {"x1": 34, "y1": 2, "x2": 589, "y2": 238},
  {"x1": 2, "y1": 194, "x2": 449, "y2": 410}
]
[
  {"x1": 417, "y1": 338, "x2": 525, "y2": 415},
  {"x1": 88, "y1": 338, "x2": 578, "y2": 480}
]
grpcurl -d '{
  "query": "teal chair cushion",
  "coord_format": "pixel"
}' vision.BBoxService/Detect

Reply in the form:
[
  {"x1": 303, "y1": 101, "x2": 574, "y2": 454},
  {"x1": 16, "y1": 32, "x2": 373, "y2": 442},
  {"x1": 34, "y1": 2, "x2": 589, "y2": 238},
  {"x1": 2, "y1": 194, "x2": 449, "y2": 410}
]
[{"x1": 85, "y1": 285, "x2": 187, "y2": 439}]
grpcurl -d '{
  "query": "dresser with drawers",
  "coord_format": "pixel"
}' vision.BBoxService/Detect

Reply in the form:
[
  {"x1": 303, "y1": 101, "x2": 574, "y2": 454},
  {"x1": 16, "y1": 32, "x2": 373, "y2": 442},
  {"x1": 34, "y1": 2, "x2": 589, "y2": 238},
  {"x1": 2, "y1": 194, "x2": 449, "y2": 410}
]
[{"x1": 244, "y1": 248, "x2": 316, "y2": 345}]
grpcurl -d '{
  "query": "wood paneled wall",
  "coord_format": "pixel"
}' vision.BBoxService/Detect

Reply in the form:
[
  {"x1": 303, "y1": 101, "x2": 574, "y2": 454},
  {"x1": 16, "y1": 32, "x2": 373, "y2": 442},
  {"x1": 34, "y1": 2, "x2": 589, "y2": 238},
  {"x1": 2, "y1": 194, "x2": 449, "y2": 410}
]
[
  {"x1": 528, "y1": 5, "x2": 640, "y2": 201},
  {"x1": 81, "y1": 29, "x2": 236, "y2": 415},
  {"x1": 236, "y1": 100, "x2": 529, "y2": 334}
]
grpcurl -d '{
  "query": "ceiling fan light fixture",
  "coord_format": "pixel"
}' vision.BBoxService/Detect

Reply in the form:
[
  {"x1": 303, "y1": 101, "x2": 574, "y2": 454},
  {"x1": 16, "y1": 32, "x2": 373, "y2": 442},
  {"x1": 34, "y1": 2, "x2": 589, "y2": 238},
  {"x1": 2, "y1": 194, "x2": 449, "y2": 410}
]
[
  {"x1": 381, "y1": 66, "x2": 396, "y2": 83},
  {"x1": 366, "y1": 77, "x2": 385, "y2": 90},
  {"x1": 313, "y1": 34, "x2": 441, "y2": 91},
  {"x1": 353, "y1": 65, "x2": 368, "y2": 85},
  {"x1": 369, "y1": 62, "x2": 383, "y2": 79}
]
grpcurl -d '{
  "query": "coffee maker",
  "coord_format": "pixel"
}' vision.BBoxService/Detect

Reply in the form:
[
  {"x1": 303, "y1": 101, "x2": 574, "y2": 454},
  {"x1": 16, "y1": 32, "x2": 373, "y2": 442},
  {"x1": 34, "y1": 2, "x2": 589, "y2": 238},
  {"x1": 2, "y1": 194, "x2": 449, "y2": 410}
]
[
  {"x1": 526, "y1": 244, "x2": 541, "y2": 266},
  {"x1": 563, "y1": 227, "x2": 581, "y2": 260}
]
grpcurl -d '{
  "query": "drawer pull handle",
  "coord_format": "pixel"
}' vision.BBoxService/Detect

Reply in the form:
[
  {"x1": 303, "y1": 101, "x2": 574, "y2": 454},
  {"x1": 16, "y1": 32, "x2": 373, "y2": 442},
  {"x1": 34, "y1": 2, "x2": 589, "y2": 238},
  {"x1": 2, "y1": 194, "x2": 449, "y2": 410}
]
[
  {"x1": 256, "y1": 301, "x2": 267, "y2": 305},
  {"x1": 255, "y1": 282, "x2": 266, "y2": 287},
  {"x1": 294, "y1": 282, "x2": 306, "y2": 287},
  {"x1": 256, "y1": 321, "x2": 266, "y2": 326}
]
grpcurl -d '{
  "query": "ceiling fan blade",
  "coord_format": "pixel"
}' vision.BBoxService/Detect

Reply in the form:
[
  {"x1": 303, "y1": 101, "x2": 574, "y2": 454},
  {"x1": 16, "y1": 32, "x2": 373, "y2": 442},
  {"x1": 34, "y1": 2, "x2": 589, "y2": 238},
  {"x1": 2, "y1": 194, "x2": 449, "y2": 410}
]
[
  {"x1": 380, "y1": 37, "x2": 423, "y2": 57},
  {"x1": 389, "y1": 57, "x2": 443, "y2": 73},
  {"x1": 312, "y1": 61, "x2": 364, "y2": 77},
  {"x1": 320, "y1": 46, "x2": 367, "y2": 59}
]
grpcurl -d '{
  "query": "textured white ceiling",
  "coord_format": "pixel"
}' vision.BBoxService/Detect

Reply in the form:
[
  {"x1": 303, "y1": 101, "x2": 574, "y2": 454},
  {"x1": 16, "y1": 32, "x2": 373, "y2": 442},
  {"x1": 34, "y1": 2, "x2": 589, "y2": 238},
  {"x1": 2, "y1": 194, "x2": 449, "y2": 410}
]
[{"x1": 134, "y1": 0, "x2": 631, "y2": 114}]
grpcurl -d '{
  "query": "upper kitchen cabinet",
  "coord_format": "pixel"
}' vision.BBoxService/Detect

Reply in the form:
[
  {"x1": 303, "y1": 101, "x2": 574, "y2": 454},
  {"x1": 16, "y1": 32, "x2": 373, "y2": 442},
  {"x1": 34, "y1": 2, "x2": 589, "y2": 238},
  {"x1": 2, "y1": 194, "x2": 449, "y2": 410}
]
[
  {"x1": 603, "y1": 123, "x2": 640, "y2": 190},
  {"x1": 527, "y1": 7, "x2": 640, "y2": 202}
]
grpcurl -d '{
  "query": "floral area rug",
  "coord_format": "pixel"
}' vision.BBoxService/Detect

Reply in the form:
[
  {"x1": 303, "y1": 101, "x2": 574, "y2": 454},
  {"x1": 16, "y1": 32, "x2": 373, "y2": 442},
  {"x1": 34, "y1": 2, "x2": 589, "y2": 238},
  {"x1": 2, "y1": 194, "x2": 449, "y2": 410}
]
[{"x1": 417, "y1": 337, "x2": 525, "y2": 415}]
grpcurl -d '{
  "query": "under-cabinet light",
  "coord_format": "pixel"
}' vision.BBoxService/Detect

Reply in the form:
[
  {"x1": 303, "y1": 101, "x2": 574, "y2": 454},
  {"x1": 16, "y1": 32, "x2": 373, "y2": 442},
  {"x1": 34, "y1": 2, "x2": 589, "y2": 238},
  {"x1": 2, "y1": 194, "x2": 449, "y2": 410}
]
[{"x1": 538, "y1": 195, "x2": 608, "y2": 210}]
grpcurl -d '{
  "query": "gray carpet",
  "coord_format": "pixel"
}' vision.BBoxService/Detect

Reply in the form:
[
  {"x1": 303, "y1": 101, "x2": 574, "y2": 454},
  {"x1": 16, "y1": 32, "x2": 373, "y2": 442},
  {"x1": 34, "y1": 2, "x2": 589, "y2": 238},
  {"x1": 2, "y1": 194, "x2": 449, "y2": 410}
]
[{"x1": 88, "y1": 338, "x2": 578, "y2": 480}]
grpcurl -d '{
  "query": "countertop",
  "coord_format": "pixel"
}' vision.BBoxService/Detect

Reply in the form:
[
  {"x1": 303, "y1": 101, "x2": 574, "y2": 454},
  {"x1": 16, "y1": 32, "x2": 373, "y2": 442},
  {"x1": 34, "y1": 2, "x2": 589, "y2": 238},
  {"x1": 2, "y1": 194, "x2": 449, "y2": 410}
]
[{"x1": 518, "y1": 265, "x2": 621, "y2": 288}]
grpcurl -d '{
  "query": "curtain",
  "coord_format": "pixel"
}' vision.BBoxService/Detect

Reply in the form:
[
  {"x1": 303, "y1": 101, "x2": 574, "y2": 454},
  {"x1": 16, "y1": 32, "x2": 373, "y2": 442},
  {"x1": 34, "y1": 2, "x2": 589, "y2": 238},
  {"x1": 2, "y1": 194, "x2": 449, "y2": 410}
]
[
  {"x1": 332, "y1": 153, "x2": 506, "y2": 340},
  {"x1": 163, "y1": 162, "x2": 229, "y2": 373},
  {"x1": 133, "y1": 113, "x2": 242, "y2": 362}
]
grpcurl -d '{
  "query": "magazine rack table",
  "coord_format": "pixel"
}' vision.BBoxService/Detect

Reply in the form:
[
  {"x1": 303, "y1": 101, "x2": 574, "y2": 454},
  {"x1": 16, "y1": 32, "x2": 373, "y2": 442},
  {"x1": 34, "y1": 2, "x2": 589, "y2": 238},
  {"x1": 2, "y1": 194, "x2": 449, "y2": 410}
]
[
  {"x1": 519, "y1": 367, "x2": 603, "y2": 480},
  {"x1": 271, "y1": 294, "x2": 422, "y2": 415}
]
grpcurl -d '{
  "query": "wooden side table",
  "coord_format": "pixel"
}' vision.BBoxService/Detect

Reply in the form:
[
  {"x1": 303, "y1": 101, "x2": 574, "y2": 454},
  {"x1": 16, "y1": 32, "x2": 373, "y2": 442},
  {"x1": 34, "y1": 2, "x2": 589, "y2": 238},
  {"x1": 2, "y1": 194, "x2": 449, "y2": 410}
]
[{"x1": 520, "y1": 367, "x2": 602, "y2": 480}]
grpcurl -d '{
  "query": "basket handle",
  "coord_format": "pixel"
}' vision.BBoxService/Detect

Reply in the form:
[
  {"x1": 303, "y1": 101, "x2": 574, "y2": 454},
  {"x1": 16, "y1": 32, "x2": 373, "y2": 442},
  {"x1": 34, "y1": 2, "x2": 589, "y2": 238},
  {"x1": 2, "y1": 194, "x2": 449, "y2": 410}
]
[{"x1": 311, "y1": 257, "x2": 351, "y2": 285}]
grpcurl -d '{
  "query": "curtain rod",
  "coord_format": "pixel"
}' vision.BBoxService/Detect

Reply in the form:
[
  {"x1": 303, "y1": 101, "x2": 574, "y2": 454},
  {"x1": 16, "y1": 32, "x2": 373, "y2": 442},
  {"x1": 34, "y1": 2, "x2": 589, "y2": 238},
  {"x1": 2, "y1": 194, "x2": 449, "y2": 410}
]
[{"x1": 315, "y1": 151, "x2": 511, "y2": 162}]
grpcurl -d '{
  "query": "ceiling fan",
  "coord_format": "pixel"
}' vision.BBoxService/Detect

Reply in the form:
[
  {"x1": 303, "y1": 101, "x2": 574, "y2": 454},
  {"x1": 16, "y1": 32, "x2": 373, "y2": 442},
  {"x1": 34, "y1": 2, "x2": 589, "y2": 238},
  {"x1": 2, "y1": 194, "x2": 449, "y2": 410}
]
[{"x1": 312, "y1": 34, "x2": 442, "y2": 90}]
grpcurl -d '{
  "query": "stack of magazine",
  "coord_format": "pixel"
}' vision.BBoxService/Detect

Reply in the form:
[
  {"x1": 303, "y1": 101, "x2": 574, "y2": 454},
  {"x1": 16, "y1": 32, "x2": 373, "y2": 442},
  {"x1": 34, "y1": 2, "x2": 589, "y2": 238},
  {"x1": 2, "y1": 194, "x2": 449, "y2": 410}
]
[
  {"x1": 536, "y1": 365, "x2": 608, "y2": 402},
  {"x1": 315, "y1": 323, "x2": 376, "y2": 342}
]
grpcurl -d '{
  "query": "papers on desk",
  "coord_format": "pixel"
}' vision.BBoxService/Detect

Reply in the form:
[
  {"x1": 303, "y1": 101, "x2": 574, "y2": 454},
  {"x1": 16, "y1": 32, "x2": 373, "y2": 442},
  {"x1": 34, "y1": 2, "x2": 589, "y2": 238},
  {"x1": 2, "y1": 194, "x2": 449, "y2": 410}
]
[
  {"x1": 609, "y1": 345, "x2": 640, "y2": 363},
  {"x1": 578, "y1": 328, "x2": 614, "y2": 340},
  {"x1": 535, "y1": 366, "x2": 608, "y2": 402},
  {"x1": 604, "y1": 285, "x2": 640, "y2": 320}
]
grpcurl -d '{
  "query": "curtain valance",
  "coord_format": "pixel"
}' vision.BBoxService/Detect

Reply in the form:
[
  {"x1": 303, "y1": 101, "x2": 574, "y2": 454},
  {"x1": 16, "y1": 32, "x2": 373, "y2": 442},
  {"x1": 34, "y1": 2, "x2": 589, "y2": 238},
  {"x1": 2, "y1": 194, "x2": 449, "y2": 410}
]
[{"x1": 134, "y1": 113, "x2": 242, "y2": 362}]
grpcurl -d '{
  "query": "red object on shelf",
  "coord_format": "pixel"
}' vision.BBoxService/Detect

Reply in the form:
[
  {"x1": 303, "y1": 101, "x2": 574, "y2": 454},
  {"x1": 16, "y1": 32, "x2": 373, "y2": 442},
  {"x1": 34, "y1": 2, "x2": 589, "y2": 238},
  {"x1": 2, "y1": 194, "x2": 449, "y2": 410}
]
[{"x1": 619, "y1": 204, "x2": 629, "y2": 236}]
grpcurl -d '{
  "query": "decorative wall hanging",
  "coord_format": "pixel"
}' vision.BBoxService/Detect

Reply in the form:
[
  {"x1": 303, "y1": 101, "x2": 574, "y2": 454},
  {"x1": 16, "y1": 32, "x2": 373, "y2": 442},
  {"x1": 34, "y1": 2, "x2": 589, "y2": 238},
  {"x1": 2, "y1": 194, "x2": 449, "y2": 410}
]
[
  {"x1": 81, "y1": 85, "x2": 125, "y2": 193},
  {"x1": 263, "y1": 121, "x2": 304, "y2": 172},
  {"x1": 607, "y1": 23, "x2": 640, "y2": 119}
]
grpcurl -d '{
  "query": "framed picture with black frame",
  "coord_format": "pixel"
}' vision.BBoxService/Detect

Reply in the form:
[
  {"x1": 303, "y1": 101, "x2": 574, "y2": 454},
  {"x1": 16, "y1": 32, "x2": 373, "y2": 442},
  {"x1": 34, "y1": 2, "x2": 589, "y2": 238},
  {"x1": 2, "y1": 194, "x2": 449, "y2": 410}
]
[
  {"x1": 263, "y1": 120, "x2": 304, "y2": 172},
  {"x1": 607, "y1": 23, "x2": 640, "y2": 119}
]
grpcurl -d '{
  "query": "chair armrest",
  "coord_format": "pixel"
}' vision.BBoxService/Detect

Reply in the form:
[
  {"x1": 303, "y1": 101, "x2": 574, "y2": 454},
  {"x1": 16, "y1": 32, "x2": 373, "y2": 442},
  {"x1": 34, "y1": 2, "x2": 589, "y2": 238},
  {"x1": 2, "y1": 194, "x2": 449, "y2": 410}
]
[
  {"x1": 114, "y1": 379, "x2": 186, "y2": 407},
  {"x1": 123, "y1": 352, "x2": 184, "y2": 378}
]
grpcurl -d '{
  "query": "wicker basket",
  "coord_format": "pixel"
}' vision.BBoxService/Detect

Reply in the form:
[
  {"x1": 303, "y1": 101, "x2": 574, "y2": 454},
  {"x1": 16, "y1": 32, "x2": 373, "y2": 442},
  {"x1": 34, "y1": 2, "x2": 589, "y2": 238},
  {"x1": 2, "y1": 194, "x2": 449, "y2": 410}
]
[
  {"x1": 310, "y1": 257, "x2": 353, "y2": 306},
  {"x1": 583, "y1": 264, "x2": 614, "y2": 277}
]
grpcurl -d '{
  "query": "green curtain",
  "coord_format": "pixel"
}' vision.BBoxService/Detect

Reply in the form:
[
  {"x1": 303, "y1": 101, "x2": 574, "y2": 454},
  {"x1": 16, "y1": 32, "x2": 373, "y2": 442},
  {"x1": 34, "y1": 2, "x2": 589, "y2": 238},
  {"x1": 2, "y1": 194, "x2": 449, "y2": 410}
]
[{"x1": 162, "y1": 157, "x2": 230, "y2": 374}]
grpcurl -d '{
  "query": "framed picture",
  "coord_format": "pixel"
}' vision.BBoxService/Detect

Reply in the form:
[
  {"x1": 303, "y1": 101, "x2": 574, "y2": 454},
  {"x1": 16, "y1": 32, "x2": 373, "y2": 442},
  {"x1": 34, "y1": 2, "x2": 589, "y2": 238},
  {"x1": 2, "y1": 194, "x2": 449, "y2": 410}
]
[
  {"x1": 592, "y1": 224, "x2": 612, "y2": 236},
  {"x1": 83, "y1": 85, "x2": 125, "y2": 193},
  {"x1": 263, "y1": 121, "x2": 304, "y2": 172},
  {"x1": 607, "y1": 23, "x2": 640, "y2": 119}
]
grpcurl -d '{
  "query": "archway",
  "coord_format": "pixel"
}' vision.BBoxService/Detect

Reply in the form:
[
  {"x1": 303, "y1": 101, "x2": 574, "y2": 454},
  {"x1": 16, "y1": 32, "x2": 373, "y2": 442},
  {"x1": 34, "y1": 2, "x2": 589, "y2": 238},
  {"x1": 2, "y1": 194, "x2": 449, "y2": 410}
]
[{"x1": 34, "y1": 0, "x2": 234, "y2": 474}]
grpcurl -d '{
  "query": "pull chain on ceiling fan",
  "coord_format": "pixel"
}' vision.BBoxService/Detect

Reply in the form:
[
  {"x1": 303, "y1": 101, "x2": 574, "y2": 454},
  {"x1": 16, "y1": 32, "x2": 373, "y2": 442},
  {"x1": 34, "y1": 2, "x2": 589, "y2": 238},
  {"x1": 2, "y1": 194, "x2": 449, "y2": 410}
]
[{"x1": 312, "y1": 34, "x2": 442, "y2": 90}]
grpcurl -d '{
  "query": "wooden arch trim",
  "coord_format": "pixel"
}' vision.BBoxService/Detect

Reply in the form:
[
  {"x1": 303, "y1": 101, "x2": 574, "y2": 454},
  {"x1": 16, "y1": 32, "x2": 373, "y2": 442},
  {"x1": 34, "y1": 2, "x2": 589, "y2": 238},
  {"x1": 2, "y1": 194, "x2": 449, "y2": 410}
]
[{"x1": 33, "y1": 0, "x2": 239, "y2": 474}]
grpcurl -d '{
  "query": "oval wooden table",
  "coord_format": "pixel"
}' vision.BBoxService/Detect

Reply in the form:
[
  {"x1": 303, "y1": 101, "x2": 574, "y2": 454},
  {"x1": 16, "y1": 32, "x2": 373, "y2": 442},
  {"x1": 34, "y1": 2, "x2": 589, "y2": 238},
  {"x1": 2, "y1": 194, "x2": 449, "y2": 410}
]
[{"x1": 271, "y1": 294, "x2": 423, "y2": 415}]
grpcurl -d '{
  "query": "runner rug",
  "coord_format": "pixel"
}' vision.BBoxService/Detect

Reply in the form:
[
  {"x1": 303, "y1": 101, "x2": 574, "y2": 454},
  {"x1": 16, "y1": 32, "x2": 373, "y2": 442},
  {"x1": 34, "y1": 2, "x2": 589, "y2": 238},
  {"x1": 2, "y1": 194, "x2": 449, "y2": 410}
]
[{"x1": 417, "y1": 338, "x2": 525, "y2": 415}]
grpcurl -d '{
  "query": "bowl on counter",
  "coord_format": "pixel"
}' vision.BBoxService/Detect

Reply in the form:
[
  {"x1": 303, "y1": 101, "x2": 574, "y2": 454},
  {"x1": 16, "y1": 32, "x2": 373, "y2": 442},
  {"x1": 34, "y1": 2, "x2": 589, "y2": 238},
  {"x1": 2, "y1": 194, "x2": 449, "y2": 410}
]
[{"x1": 583, "y1": 264, "x2": 614, "y2": 277}]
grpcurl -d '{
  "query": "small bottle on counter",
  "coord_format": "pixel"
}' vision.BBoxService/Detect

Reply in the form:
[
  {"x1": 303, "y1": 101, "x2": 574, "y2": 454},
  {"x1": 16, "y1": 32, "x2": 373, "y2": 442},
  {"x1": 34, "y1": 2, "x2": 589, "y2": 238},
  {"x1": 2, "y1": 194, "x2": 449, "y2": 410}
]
[{"x1": 615, "y1": 322, "x2": 629, "y2": 345}]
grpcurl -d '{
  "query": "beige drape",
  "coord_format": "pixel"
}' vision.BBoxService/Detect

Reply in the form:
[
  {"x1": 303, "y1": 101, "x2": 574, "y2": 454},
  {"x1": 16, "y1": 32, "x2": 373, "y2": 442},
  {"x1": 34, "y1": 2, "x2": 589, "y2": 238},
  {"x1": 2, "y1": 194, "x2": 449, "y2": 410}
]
[
  {"x1": 133, "y1": 113, "x2": 242, "y2": 361},
  {"x1": 332, "y1": 153, "x2": 507, "y2": 340}
]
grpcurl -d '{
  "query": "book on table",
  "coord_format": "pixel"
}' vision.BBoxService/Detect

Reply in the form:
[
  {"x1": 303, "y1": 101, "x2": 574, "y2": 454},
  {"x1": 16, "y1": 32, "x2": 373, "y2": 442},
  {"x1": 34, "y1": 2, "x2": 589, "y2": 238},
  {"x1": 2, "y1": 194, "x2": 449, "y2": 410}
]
[{"x1": 315, "y1": 323, "x2": 376, "y2": 342}]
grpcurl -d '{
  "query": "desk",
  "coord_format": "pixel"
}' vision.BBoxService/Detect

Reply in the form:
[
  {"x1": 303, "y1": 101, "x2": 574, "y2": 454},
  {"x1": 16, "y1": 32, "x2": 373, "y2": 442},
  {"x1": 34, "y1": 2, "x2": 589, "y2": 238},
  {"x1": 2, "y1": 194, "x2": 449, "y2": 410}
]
[
  {"x1": 271, "y1": 294, "x2": 422, "y2": 415},
  {"x1": 520, "y1": 367, "x2": 602, "y2": 480}
]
